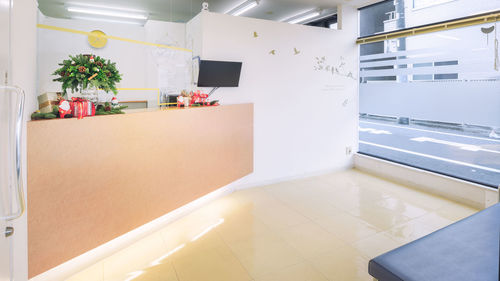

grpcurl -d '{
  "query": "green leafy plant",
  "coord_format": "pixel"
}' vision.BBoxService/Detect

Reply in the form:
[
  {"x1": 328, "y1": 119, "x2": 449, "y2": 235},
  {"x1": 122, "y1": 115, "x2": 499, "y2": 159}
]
[
  {"x1": 52, "y1": 54, "x2": 122, "y2": 95},
  {"x1": 95, "y1": 103, "x2": 128, "y2": 115}
]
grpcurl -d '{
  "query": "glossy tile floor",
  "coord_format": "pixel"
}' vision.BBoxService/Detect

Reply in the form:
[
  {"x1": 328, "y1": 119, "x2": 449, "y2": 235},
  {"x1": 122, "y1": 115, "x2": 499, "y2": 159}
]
[{"x1": 67, "y1": 169, "x2": 479, "y2": 281}]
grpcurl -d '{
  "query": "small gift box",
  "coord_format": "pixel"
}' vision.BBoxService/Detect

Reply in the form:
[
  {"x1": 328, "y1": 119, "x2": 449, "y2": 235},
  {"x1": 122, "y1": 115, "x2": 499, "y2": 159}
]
[
  {"x1": 37, "y1": 92, "x2": 62, "y2": 113},
  {"x1": 69, "y1": 97, "x2": 95, "y2": 119}
]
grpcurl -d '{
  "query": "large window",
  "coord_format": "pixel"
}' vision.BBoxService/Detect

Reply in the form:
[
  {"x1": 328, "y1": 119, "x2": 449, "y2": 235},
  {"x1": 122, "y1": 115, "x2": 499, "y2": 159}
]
[
  {"x1": 359, "y1": 0, "x2": 500, "y2": 36},
  {"x1": 413, "y1": 0, "x2": 456, "y2": 9},
  {"x1": 358, "y1": 1, "x2": 500, "y2": 188}
]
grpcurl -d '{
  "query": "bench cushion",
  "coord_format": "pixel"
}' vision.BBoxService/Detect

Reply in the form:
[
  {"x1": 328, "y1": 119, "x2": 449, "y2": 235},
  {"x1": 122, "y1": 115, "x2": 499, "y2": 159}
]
[{"x1": 369, "y1": 203, "x2": 500, "y2": 281}]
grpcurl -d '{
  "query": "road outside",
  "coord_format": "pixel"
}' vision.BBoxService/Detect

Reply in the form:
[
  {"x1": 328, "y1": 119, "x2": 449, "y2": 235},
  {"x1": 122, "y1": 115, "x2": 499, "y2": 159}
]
[{"x1": 358, "y1": 119, "x2": 500, "y2": 188}]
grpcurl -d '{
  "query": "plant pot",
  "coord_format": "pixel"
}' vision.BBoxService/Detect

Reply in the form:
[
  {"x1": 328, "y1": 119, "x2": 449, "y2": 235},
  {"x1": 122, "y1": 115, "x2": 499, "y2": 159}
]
[{"x1": 80, "y1": 86, "x2": 99, "y2": 105}]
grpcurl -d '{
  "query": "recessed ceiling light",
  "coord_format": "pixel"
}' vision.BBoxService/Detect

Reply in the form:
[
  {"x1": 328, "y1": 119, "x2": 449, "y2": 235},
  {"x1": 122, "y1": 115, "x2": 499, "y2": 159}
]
[
  {"x1": 286, "y1": 10, "x2": 321, "y2": 24},
  {"x1": 227, "y1": 0, "x2": 259, "y2": 17}
]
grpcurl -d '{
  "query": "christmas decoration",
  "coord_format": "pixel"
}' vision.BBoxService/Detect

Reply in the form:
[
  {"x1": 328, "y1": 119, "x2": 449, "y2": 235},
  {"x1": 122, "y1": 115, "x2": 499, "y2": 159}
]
[
  {"x1": 111, "y1": 97, "x2": 119, "y2": 108},
  {"x1": 37, "y1": 92, "x2": 62, "y2": 113},
  {"x1": 69, "y1": 97, "x2": 95, "y2": 119},
  {"x1": 58, "y1": 100, "x2": 72, "y2": 119},
  {"x1": 52, "y1": 54, "x2": 122, "y2": 95},
  {"x1": 31, "y1": 104, "x2": 59, "y2": 120},
  {"x1": 95, "y1": 101, "x2": 127, "y2": 115},
  {"x1": 177, "y1": 90, "x2": 192, "y2": 108},
  {"x1": 176, "y1": 95, "x2": 185, "y2": 108},
  {"x1": 190, "y1": 90, "x2": 210, "y2": 106},
  {"x1": 176, "y1": 90, "x2": 219, "y2": 108}
]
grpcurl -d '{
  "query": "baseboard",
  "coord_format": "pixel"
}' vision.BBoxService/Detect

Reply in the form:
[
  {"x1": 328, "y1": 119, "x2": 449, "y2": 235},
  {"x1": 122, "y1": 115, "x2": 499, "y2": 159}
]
[
  {"x1": 233, "y1": 164, "x2": 354, "y2": 191},
  {"x1": 354, "y1": 153, "x2": 499, "y2": 209},
  {"x1": 29, "y1": 183, "x2": 236, "y2": 281}
]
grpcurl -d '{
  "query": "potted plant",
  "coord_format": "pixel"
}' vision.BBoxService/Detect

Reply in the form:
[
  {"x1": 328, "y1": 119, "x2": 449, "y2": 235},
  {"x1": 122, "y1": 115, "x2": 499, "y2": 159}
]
[{"x1": 52, "y1": 54, "x2": 122, "y2": 104}]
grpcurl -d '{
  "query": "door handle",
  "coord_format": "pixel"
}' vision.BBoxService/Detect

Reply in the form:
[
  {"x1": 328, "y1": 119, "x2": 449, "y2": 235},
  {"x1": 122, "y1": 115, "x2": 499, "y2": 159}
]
[
  {"x1": 5, "y1": 226, "x2": 14, "y2": 237},
  {"x1": 0, "y1": 85, "x2": 26, "y2": 221}
]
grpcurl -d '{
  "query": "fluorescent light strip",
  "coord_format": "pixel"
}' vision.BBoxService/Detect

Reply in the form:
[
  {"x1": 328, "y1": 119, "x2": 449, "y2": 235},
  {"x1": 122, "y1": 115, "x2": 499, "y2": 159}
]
[
  {"x1": 72, "y1": 16, "x2": 145, "y2": 25},
  {"x1": 288, "y1": 11, "x2": 320, "y2": 24},
  {"x1": 68, "y1": 2, "x2": 146, "y2": 13},
  {"x1": 228, "y1": 0, "x2": 258, "y2": 16},
  {"x1": 67, "y1": 7, "x2": 148, "y2": 20}
]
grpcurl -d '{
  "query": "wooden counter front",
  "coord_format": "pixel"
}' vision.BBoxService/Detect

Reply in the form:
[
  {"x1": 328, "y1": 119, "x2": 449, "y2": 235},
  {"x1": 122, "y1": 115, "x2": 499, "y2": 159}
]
[{"x1": 27, "y1": 104, "x2": 253, "y2": 278}]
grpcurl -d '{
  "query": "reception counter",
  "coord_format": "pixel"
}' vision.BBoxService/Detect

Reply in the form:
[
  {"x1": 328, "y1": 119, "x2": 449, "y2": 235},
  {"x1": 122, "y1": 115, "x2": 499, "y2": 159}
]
[{"x1": 27, "y1": 104, "x2": 254, "y2": 278}]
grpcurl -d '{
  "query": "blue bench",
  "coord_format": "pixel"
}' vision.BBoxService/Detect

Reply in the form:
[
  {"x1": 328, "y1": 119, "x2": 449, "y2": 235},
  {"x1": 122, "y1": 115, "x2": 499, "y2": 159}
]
[{"x1": 368, "y1": 203, "x2": 500, "y2": 281}]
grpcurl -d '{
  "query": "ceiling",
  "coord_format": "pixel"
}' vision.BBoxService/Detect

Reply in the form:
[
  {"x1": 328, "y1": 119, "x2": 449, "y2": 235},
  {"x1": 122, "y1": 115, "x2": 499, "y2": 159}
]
[{"x1": 37, "y1": 0, "x2": 381, "y2": 23}]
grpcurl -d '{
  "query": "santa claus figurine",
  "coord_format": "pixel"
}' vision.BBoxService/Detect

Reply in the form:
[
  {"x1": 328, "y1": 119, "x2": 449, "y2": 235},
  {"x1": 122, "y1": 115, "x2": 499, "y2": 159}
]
[
  {"x1": 58, "y1": 99, "x2": 71, "y2": 118},
  {"x1": 111, "y1": 97, "x2": 119, "y2": 108},
  {"x1": 177, "y1": 95, "x2": 184, "y2": 108}
]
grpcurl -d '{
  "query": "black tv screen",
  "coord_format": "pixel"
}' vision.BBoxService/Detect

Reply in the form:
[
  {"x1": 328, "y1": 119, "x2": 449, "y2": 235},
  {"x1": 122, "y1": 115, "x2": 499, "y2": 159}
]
[{"x1": 197, "y1": 60, "x2": 242, "y2": 87}]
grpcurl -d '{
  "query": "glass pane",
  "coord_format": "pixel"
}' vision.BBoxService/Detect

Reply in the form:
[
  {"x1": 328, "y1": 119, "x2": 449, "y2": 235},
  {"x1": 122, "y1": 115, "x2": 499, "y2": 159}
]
[
  {"x1": 359, "y1": 22, "x2": 500, "y2": 188},
  {"x1": 359, "y1": 0, "x2": 500, "y2": 37}
]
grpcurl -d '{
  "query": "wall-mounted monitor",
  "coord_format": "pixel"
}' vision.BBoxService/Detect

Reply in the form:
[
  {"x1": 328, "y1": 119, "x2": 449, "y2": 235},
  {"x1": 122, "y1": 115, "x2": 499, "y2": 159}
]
[{"x1": 197, "y1": 60, "x2": 242, "y2": 87}]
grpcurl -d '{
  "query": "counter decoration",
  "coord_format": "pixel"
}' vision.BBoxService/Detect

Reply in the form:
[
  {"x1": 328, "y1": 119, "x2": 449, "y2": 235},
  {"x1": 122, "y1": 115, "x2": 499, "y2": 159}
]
[
  {"x1": 31, "y1": 54, "x2": 125, "y2": 120},
  {"x1": 37, "y1": 92, "x2": 62, "y2": 113},
  {"x1": 95, "y1": 96, "x2": 127, "y2": 115},
  {"x1": 176, "y1": 90, "x2": 219, "y2": 108},
  {"x1": 31, "y1": 92, "x2": 63, "y2": 120},
  {"x1": 178, "y1": 90, "x2": 192, "y2": 108},
  {"x1": 30, "y1": 106, "x2": 59, "y2": 120},
  {"x1": 69, "y1": 97, "x2": 96, "y2": 119},
  {"x1": 52, "y1": 54, "x2": 122, "y2": 103},
  {"x1": 58, "y1": 100, "x2": 72, "y2": 118}
]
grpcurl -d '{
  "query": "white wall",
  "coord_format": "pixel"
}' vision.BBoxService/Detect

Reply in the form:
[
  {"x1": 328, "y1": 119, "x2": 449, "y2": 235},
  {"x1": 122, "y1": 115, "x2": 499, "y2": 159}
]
[
  {"x1": 189, "y1": 6, "x2": 359, "y2": 186},
  {"x1": 37, "y1": 16, "x2": 187, "y2": 106}
]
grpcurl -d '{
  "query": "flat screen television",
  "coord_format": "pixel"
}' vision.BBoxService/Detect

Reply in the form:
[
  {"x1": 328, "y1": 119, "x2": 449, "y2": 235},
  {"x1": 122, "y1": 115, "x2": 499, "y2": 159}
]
[{"x1": 197, "y1": 60, "x2": 242, "y2": 87}]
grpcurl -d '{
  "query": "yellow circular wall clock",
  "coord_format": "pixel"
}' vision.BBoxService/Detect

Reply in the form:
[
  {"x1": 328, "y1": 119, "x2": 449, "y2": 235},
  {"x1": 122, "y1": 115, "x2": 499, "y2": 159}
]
[{"x1": 88, "y1": 30, "x2": 108, "y2": 48}]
